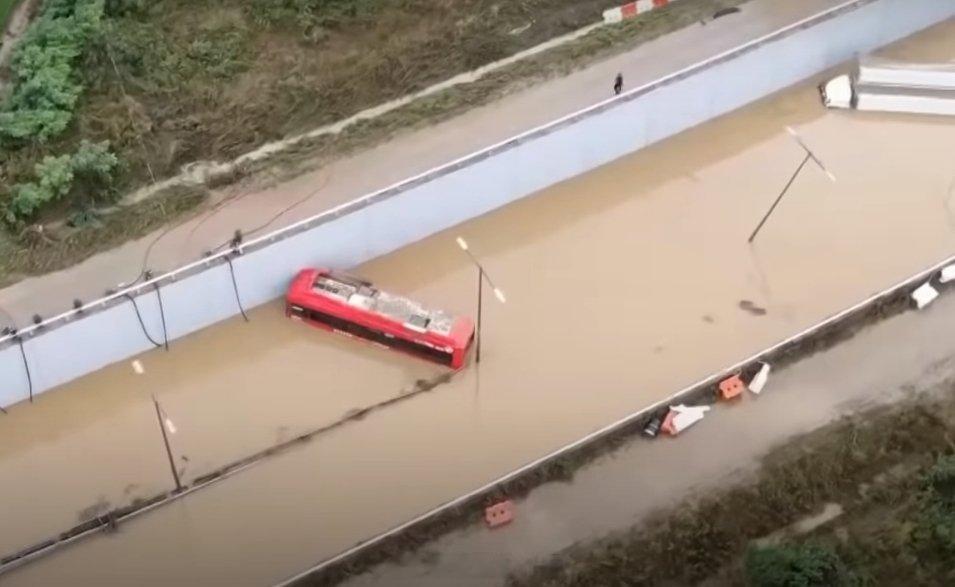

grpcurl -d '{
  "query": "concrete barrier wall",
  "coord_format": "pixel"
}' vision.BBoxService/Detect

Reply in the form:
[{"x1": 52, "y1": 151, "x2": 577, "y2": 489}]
[{"x1": 1, "y1": 0, "x2": 953, "y2": 408}]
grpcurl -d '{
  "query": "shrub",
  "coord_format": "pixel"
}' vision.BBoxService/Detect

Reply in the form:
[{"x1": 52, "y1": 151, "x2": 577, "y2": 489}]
[
  {"x1": 103, "y1": 0, "x2": 147, "y2": 18},
  {"x1": 924, "y1": 455, "x2": 955, "y2": 503},
  {"x1": 71, "y1": 139, "x2": 118, "y2": 179},
  {"x1": 247, "y1": 0, "x2": 381, "y2": 30},
  {"x1": 745, "y1": 543, "x2": 858, "y2": 587},
  {"x1": 915, "y1": 455, "x2": 955, "y2": 554},
  {"x1": 8, "y1": 154, "x2": 74, "y2": 220},
  {"x1": 89, "y1": 17, "x2": 250, "y2": 94},
  {"x1": 0, "y1": 0, "x2": 105, "y2": 144},
  {"x1": 5, "y1": 140, "x2": 118, "y2": 222}
]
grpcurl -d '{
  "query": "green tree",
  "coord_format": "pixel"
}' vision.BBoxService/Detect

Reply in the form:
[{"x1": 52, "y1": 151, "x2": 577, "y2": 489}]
[
  {"x1": 36, "y1": 153, "x2": 75, "y2": 195},
  {"x1": 924, "y1": 455, "x2": 955, "y2": 502},
  {"x1": 103, "y1": 0, "x2": 148, "y2": 17},
  {"x1": 70, "y1": 139, "x2": 119, "y2": 202},
  {"x1": 7, "y1": 183, "x2": 51, "y2": 222},
  {"x1": 0, "y1": 0, "x2": 105, "y2": 144},
  {"x1": 916, "y1": 455, "x2": 955, "y2": 553},
  {"x1": 745, "y1": 543, "x2": 858, "y2": 587},
  {"x1": 8, "y1": 154, "x2": 74, "y2": 220},
  {"x1": 4, "y1": 141, "x2": 119, "y2": 222},
  {"x1": 71, "y1": 139, "x2": 118, "y2": 178}
]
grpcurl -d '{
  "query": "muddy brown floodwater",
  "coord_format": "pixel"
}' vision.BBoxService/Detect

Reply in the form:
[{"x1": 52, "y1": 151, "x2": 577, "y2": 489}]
[{"x1": 2, "y1": 19, "x2": 955, "y2": 587}]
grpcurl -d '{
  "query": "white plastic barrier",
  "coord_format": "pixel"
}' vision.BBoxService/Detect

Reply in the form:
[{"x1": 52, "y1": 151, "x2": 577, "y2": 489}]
[{"x1": 1, "y1": 0, "x2": 953, "y2": 408}]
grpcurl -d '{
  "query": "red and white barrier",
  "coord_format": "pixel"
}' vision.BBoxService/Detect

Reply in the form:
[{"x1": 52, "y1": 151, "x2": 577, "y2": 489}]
[{"x1": 603, "y1": 0, "x2": 678, "y2": 24}]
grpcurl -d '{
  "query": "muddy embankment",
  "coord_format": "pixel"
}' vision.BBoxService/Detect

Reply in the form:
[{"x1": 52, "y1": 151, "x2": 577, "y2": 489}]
[
  {"x1": 506, "y1": 379, "x2": 955, "y2": 586},
  {"x1": 281, "y1": 259, "x2": 955, "y2": 586}
]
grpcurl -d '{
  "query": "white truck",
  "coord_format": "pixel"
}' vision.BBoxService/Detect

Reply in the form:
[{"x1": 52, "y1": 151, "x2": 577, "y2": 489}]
[{"x1": 820, "y1": 58, "x2": 955, "y2": 116}]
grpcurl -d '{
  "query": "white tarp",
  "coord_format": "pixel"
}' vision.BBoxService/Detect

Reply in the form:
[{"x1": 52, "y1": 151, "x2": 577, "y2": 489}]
[
  {"x1": 749, "y1": 362, "x2": 772, "y2": 394},
  {"x1": 939, "y1": 264, "x2": 955, "y2": 284},
  {"x1": 665, "y1": 404, "x2": 710, "y2": 435},
  {"x1": 911, "y1": 281, "x2": 939, "y2": 309}
]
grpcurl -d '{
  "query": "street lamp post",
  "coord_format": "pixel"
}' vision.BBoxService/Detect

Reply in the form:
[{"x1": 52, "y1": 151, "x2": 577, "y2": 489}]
[
  {"x1": 152, "y1": 395, "x2": 183, "y2": 493},
  {"x1": 132, "y1": 360, "x2": 183, "y2": 493},
  {"x1": 456, "y1": 237, "x2": 506, "y2": 364},
  {"x1": 748, "y1": 126, "x2": 837, "y2": 244}
]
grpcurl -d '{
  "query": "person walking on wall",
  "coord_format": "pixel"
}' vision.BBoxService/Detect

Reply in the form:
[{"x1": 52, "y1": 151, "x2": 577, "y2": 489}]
[{"x1": 613, "y1": 73, "x2": 624, "y2": 96}]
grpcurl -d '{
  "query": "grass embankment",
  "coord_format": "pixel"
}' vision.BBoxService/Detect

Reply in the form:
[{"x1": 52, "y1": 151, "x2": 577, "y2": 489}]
[
  {"x1": 0, "y1": 184, "x2": 204, "y2": 284},
  {"x1": 0, "y1": 0, "x2": 744, "y2": 286},
  {"x1": 507, "y1": 384, "x2": 955, "y2": 586}
]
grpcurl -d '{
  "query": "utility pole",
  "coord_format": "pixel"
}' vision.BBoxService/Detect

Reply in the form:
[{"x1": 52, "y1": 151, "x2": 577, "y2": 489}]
[
  {"x1": 456, "y1": 237, "x2": 506, "y2": 364},
  {"x1": 152, "y1": 395, "x2": 183, "y2": 493},
  {"x1": 476, "y1": 266, "x2": 484, "y2": 363},
  {"x1": 748, "y1": 126, "x2": 836, "y2": 244},
  {"x1": 132, "y1": 359, "x2": 183, "y2": 493}
]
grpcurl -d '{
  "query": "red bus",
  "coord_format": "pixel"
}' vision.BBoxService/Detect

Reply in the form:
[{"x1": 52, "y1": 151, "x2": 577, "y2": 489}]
[{"x1": 285, "y1": 268, "x2": 474, "y2": 369}]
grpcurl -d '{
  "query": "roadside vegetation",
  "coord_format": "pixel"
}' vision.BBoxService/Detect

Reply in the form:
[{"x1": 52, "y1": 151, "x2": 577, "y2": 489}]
[
  {"x1": 0, "y1": 0, "x2": 744, "y2": 285},
  {"x1": 0, "y1": 0, "x2": 616, "y2": 227},
  {"x1": 507, "y1": 384, "x2": 955, "y2": 586},
  {"x1": 0, "y1": 0, "x2": 20, "y2": 31}
]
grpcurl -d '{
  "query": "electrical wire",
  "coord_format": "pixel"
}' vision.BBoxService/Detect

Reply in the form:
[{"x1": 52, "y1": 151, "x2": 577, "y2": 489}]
[
  {"x1": 12, "y1": 42, "x2": 335, "y2": 347},
  {"x1": 117, "y1": 179, "x2": 243, "y2": 290},
  {"x1": 108, "y1": 14, "x2": 335, "y2": 287},
  {"x1": 225, "y1": 255, "x2": 249, "y2": 322},
  {"x1": 123, "y1": 294, "x2": 164, "y2": 348},
  {"x1": 125, "y1": 168, "x2": 333, "y2": 334},
  {"x1": 153, "y1": 283, "x2": 170, "y2": 351},
  {"x1": 102, "y1": 31, "x2": 171, "y2": 289},
  {"x1": 176, "y1": 183, "x2": 259, "y2": 261},
  {"x1": 123, "y1": 220, "x2": 183, "y2": 288},
  {"x1": 105, "y1": 38, "x2": 156, "y2": 185},
  {"x1": 16, "y1": 337, "x2": 32, "y2": 405},
  {"x1": 126, "y1": 148, "x2": 332, "y2": 292},
  {"x1": 208, "y1": 168, "x2": 335, "y2": 256}
]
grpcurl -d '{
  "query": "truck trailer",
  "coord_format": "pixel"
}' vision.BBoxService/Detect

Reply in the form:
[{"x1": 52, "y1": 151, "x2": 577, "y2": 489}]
[{"x1": 820, "y1": 57, "x2": 955, "y2": 116}]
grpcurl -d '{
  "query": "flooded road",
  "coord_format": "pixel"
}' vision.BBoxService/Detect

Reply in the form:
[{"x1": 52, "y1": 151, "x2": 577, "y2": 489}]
[
  {"x1": 3, "y1": 19, "x2": 955, "y2": 586},
  {"x1": 343, "y1": 255, "x2": 955, "y2": 587},
  {"x1": 0, "y1": 304, "x2": 443, "y2": 557}
]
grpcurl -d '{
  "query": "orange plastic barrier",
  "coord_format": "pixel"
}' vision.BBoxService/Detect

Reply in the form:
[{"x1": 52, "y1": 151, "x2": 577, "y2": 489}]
[
  {"x1": 485, "y1": 500, "x2": 515, "y2": 528},
  {"x1": 661, "y1": 410, "x2": 677, "y2": 436},
  {"x1": 719, "y1": 374, "x2": 745, "y2": 400}
]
